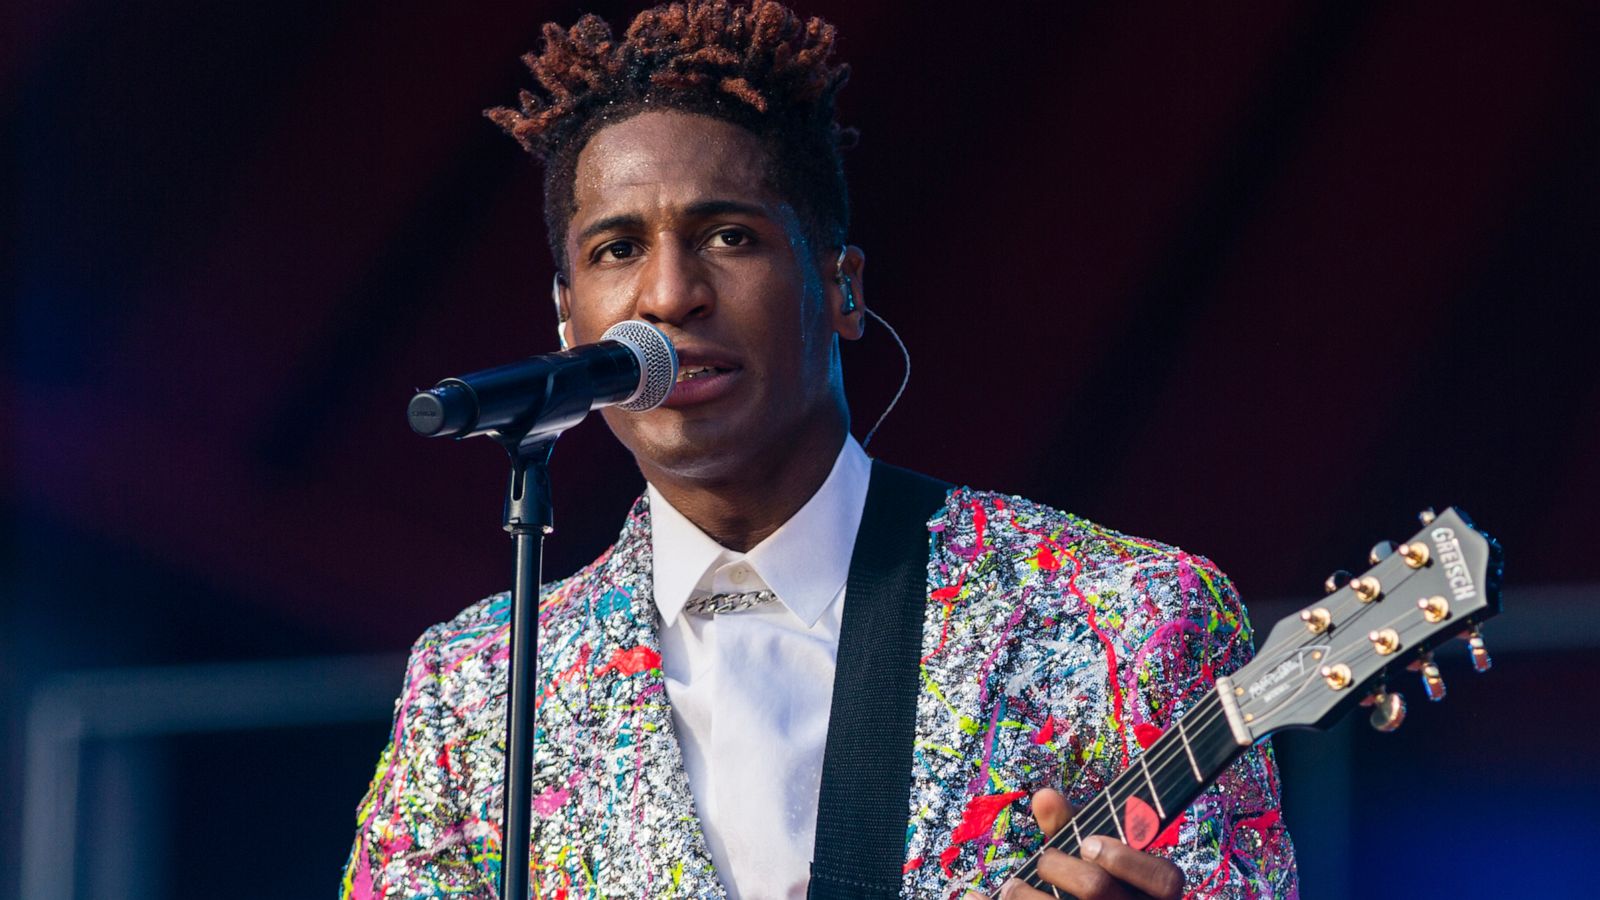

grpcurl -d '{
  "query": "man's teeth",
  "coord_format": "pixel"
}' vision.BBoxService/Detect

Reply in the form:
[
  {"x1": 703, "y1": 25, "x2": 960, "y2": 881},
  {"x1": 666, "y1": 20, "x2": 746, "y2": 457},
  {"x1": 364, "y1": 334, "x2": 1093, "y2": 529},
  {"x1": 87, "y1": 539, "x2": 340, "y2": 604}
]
[{"x1": 676, "y1": 365, "x2": 719, "y2": 383}]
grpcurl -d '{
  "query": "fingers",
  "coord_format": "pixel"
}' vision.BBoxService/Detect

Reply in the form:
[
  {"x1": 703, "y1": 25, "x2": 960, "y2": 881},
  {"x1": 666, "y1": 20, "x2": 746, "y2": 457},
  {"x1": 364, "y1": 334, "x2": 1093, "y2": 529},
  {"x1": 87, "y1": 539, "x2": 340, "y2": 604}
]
[
  {"x1": 1077, "y1": 837, "x2": 1185, "y2": 900},
  {"x1": 1024, "y1": 848, "x2": 1138, "y2": 900},
  {"x1": 1030, "y1": 787, "x2": 1073, "y2": 838},
  {"x1": 1010, "y1": 839, "x2": 1184, "y2": 900},
  {"x1": 1008, "y1": 791, "x2": 1183, "y2": 900}
]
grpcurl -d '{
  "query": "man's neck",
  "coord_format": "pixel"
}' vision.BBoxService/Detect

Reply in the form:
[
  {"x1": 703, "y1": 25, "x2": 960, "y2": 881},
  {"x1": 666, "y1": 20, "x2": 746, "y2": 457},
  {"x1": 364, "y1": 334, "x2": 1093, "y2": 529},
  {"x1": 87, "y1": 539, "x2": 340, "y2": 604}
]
[{"x1": 644, "y1": 423, "x2": 849, "y2": 553}]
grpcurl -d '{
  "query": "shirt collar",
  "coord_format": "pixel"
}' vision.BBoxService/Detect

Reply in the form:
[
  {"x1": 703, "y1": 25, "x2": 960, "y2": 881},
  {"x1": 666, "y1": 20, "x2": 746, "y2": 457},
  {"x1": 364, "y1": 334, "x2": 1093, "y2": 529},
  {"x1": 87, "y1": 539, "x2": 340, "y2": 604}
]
[{"x1": 648, "y1": 435, "x2": 872, "y2": 628}]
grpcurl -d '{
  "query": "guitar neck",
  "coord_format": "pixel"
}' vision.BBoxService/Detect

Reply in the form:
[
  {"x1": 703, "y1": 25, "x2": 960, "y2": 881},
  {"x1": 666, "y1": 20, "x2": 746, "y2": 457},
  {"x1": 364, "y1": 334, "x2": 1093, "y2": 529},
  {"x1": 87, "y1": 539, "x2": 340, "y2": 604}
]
[
  {"x1": 1012, "y1": 685, "x2": 1249, "y2": 889},
  {"x1": 1002, "y1": 507, "x2": 1503, "y2": 891}
]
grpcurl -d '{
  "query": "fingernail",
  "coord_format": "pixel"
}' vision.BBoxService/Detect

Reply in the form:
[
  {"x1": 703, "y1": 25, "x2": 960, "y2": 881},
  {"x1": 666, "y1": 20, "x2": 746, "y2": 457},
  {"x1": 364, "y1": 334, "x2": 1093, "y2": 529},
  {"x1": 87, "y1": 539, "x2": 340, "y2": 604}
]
[{"x1": 1080, "y1": 836, "x2": 1103, "y2": 859}]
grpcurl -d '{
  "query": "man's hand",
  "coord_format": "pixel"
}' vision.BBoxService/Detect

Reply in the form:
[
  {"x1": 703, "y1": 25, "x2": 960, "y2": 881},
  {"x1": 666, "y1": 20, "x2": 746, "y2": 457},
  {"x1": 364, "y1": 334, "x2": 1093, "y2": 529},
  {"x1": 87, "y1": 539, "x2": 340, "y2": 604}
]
[{"x1": 964, "y1": 788, "x2": 1185, "y2": 900}]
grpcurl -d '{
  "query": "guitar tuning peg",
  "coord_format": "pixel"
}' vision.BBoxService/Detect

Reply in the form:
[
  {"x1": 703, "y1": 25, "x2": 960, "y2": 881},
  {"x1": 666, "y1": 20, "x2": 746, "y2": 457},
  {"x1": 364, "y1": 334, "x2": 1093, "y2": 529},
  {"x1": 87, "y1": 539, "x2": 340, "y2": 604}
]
[
  {"x1": 1350, "y1": 575, "x2": 1383, "y2": 603},
  {"x1": 1418, "y1": 507, "x2": 1437, "y2": 525},
  {"x1": 1363, "y1": 688, "x2": 1407, "y2": 732},
  {"x1": 1417, "y1": 652, "x2": 1447, "y2": 702},
  {"x1": 1368, "y1": 541, "x2": 1398, "y2": 565},
  {"x1": 1300, "y1": 606, "x2": 1332, "y2": 634},
  {"x1": 1397, "y1": 542, "x2": 1430, "y2": 569},
  {"x1": 1417, "y1": 595, "x2": 1450, "y2": 623},
  {"x1": 1467, "y1": 627, "x2": 1492, "y2": 673},
  {"x1": 1324, "y1": 569, "x2": 1353, "y2": 595}
]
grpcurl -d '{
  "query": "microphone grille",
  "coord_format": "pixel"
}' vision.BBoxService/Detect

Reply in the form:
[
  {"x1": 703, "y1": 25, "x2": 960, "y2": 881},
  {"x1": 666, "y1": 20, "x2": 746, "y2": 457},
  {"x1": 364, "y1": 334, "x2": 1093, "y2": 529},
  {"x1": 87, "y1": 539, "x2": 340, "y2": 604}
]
[{"x1": 602, "y1": 320, "x2": 678, "y2": 411}]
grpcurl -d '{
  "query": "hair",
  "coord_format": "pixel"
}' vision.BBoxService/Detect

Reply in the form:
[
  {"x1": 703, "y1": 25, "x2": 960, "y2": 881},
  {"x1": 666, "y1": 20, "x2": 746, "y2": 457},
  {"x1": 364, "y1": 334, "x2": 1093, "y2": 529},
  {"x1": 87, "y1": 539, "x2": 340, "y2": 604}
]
[{"x1": 485, "y1": 0, "x2": 855, "y2": 269}]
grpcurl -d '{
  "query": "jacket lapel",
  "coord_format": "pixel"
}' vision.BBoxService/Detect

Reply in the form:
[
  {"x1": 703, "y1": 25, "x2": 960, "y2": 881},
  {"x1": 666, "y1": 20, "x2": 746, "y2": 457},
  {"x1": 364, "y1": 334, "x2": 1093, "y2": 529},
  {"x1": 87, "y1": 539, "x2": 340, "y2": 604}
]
[{"x1": 534, "y1": 496, "x2": 726, "y2": 897}]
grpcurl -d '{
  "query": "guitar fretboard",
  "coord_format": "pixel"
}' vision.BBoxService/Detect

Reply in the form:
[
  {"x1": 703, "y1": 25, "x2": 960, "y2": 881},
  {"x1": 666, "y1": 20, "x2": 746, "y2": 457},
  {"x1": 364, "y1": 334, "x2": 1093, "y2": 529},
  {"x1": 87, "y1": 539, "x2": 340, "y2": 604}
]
[{"x1": 1011, "y1": 690, "x2": 1245, "y2": 890}]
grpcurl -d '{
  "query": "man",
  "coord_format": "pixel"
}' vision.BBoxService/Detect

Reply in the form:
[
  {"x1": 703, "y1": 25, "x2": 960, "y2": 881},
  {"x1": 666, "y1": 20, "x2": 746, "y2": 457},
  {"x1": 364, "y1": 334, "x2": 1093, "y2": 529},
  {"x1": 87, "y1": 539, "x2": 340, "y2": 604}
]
[{"x1": 343, "y1": 3, "x2": 1296, "y2": 898}]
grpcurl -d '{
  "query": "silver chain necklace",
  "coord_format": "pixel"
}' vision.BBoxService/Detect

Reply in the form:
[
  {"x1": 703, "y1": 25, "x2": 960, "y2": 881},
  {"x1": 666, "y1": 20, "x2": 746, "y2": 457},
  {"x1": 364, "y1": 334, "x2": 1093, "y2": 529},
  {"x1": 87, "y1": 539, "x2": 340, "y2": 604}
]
[{"x1": 682, "y1": 589, "x2": 779, "y2": 616}]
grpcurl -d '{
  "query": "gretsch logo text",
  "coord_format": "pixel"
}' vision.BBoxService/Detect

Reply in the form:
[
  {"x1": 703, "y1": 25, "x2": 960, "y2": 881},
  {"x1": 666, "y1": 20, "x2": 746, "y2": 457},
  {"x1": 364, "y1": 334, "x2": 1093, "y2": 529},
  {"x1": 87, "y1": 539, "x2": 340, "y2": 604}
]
[{"x1": 1430, "y1": 526, "x2": 1477, "y2": 602}]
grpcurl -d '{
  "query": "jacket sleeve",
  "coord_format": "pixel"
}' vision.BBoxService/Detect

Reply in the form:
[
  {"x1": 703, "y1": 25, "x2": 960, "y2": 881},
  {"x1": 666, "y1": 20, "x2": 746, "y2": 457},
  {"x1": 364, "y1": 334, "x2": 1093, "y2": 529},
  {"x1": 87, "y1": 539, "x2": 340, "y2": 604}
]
[
  {"x1": 341, "y1": 627, "x2": 493, "y2": 899},
  {"x1": 1117, "y1": 559, "x2": 1299, "y2": 899}
]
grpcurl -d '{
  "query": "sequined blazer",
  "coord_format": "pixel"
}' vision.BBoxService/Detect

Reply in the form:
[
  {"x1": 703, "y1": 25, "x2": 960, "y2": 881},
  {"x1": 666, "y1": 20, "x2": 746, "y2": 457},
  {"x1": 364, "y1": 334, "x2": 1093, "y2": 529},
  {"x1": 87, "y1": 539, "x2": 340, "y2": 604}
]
[{"x1": 343, "y1": 487, "x2": 1298, "y2": 899}]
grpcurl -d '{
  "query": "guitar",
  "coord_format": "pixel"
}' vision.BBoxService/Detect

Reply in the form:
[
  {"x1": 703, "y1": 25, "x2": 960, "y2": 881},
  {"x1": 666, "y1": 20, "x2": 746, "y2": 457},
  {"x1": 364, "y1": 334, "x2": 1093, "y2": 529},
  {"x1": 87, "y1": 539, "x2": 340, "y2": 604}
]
[{"x1": 1009, "y1": 506, "x2": 1504, "y2": 892}]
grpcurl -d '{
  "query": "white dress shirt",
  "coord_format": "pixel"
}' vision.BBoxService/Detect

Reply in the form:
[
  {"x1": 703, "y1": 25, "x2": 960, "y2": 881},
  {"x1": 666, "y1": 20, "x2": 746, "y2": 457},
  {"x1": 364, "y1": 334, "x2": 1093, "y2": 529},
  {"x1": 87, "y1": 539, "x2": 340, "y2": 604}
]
[{"x1": 648, "y1": 436, "x2": 872, "y2": 900}]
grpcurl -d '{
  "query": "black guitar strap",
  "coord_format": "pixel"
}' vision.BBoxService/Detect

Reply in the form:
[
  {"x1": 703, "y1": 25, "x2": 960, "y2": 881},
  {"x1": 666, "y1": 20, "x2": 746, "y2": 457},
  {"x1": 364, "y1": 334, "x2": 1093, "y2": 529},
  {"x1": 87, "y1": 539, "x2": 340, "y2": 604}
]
[{"x1": 809, "y1": 461, "x2": 952, "y2": 899}]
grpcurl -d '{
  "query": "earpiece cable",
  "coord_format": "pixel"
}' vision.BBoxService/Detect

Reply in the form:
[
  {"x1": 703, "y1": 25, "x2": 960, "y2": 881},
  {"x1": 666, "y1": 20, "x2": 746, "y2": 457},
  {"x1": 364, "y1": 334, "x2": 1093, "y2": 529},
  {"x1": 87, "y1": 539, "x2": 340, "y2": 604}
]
[{"x1": 861, "y1": 307, "x2": 909, "y2": 449}]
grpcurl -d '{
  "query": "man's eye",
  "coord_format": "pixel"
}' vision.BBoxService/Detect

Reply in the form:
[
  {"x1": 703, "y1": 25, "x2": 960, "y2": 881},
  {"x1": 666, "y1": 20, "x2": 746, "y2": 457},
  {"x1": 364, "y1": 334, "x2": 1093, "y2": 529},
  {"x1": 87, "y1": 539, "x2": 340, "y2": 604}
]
[
  {"x1": 711, "y1": 229, "x2": 749, "y2": 248},
  {"x1": 600, "y1": 241, "x2": 638, "y2": 260}
]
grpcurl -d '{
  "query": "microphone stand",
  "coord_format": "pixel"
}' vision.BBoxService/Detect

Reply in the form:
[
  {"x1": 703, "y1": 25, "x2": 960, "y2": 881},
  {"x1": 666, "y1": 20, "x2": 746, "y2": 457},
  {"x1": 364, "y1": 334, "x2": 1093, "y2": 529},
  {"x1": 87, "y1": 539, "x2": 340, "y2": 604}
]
[{"x1": 493, "y1": 433, "x2": 555, "y2": 900}]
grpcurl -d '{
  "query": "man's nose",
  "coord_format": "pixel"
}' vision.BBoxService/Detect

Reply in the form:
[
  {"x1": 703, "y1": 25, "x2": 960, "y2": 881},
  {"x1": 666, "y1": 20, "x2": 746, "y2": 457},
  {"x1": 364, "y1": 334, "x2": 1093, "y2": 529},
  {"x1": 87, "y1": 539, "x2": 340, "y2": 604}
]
[{"x1": 634, "y1": 240, "x2": 713, "y2": 326}]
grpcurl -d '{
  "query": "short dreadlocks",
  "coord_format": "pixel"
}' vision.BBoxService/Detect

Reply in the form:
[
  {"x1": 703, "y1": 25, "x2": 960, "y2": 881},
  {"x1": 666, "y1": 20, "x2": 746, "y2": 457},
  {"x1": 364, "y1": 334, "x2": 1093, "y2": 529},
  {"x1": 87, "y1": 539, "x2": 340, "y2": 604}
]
[{"x1": 486, "y1": 0, "x2": 854, "y2": 269}]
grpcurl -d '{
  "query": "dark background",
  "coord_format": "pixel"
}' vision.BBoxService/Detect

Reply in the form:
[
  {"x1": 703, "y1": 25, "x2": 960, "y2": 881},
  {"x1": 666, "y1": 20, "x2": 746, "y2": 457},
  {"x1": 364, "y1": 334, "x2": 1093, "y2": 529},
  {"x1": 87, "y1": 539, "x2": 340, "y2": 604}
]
[{"x1": 6, "y1": 1, "x2": 1599, "y2": 897}]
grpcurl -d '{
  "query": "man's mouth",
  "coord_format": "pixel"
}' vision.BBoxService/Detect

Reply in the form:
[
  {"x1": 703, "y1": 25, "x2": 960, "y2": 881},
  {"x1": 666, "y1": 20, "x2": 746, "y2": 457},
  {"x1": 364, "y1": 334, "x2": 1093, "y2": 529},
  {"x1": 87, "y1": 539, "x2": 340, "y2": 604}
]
[
  {"x1": 663, "y1": 352, "x2": 741, "y2": 408},
  {"x1": 676, "y1": 364, "x2": 732, "y2": 383}
]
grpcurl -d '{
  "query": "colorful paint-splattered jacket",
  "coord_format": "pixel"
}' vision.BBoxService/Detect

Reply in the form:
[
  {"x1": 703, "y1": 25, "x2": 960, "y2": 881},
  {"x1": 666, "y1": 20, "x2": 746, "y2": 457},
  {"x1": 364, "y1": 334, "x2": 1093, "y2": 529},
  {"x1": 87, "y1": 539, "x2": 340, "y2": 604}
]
[{"x1": 343, "y1": 487, "x2": 1297, "y2": 899}]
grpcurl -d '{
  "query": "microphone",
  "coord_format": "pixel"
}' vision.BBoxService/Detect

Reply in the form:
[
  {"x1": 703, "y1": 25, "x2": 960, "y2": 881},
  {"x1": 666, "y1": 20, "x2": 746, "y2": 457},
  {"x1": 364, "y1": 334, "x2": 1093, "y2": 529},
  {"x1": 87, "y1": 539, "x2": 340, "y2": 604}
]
[{"x1": 407, "y1": 320, "x2": 678, "y2": 442}]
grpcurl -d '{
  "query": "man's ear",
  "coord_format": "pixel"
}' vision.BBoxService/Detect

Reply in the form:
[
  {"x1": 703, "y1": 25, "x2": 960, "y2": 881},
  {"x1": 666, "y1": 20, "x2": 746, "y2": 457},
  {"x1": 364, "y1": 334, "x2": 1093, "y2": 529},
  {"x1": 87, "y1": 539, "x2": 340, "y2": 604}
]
[
  {"x1": 825, "y1": 245, "x2": 867, "y2": 341},
  {"x1": 551, "y1": 272, "x2": 573, "y2": 349}
]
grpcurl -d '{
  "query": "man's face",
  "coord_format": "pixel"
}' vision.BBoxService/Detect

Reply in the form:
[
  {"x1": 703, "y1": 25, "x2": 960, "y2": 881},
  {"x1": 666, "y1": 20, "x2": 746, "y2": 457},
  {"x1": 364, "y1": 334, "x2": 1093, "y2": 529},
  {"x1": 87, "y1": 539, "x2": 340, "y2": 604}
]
[{"x1": 563, "y1": 110, "x2": 857, "y2": 484}]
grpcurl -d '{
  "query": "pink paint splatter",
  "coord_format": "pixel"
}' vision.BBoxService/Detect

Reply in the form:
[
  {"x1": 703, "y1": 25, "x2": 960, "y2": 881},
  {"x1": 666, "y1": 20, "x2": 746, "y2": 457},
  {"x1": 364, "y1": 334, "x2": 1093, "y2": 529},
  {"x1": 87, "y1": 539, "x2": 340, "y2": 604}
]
[
  {"x1": 532, "y1": 785, "x2": 569, "y2": 816},
  {"x1": 349, "y1": 842, "x2": 374, "y2": 899}
]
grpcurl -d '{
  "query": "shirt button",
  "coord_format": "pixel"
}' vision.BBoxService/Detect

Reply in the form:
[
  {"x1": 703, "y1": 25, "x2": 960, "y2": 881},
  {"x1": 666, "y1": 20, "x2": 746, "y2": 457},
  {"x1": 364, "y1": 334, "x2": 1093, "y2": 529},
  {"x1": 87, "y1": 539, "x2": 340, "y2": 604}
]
[{"x1": 730, "y1": 566, "x2": 749, "y2": 584}]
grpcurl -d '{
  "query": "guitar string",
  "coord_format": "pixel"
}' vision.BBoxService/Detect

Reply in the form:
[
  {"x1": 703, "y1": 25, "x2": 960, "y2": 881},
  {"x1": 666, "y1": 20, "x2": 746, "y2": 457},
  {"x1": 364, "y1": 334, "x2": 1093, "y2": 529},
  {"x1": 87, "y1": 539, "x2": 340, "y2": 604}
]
[
  {"x1": 1015, "y1": 693, "x2": 1250, "y2": 888},
  {"x1": 1012, "y1": 705, "x2": 1228, "y2": 887},
  {"x1": 1011, "y1": 692, "x2": 1231, "y2": 884},
  {"x1": 1036, "y1": 704, "x2": 1209, "y2": 851}
]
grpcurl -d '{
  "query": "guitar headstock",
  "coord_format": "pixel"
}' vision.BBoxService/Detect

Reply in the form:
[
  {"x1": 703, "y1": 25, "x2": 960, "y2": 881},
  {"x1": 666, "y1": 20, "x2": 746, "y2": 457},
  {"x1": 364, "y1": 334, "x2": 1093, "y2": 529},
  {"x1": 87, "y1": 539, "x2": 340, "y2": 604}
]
[{"x1": 1229, "y1": 507, "x2": 1503, "y2": 738}]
